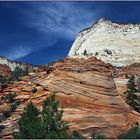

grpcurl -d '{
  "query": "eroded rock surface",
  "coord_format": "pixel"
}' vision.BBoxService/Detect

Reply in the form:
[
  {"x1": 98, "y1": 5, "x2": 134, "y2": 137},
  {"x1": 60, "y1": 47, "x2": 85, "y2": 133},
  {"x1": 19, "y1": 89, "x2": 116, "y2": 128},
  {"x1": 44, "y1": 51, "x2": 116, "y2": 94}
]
[
  {"x1": 0, "y1": 64, "x2": 11, "y2": 77},
  {"x1": 0, "y1": 57, "x2": 140, "y2": 138},
  {"x1": 114, "y1": 63, "x2": 140, "y2": 95},
  {"x1": 68, "y1": 18, "x2": 140, "y2": 67}
]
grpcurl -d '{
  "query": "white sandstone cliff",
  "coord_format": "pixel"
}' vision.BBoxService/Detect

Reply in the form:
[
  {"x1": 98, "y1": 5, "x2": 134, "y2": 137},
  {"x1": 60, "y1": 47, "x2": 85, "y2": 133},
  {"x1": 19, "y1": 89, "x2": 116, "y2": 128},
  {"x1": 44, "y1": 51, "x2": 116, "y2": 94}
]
[
  {"x1": 68, "y1": 18, "x2": 140, "y2": 67},
  {"x1": 0, "y1": 56, "x2": 32, "y2": 71}
]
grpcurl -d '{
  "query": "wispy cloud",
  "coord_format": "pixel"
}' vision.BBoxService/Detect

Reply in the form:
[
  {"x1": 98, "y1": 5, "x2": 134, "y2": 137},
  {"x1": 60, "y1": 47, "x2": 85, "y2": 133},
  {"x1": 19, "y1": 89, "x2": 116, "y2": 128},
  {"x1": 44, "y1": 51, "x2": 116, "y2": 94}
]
[
  {"x1": 21, "y1": 2, "x2": 101, "y2": 40},
  {"x1": 0, "y1": 2, "x2": 106, "y2": 61}
]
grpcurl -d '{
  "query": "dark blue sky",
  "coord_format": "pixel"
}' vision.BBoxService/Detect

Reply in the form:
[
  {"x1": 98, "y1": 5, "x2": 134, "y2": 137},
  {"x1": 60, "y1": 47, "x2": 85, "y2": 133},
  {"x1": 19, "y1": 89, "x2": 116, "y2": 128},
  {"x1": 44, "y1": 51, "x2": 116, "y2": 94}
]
[{"x1": 0, "y1": 1, "x2": 140, "y2": 65}]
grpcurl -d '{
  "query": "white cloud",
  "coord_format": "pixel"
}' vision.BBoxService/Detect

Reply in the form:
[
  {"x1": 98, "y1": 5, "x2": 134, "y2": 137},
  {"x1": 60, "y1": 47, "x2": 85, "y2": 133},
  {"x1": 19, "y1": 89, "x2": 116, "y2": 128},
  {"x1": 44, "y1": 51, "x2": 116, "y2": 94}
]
[{"x1": 21, "y1": 2, "x2": 100, "y2": 40}]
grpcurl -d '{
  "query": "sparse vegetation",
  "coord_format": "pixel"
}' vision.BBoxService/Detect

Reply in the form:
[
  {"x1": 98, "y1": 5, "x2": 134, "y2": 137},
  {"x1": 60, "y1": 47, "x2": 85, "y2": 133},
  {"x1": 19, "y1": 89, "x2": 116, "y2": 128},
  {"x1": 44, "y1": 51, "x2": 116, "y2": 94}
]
[
  {"x1": 92, "y1": 132, "x2": 107, "y2": 139},
  {"x1": 83, "y1": 49, "x2": 88, "y2": 56},
  {"x1": 4, "y1": 92, "x2": 16, "y2": 103},
  {"x1": 124, "y1": 75, "x2": 140, "y2": 112},
  {"x1": 118, "y1": 126, "x2": 140, "y2": 139},
  {"x1": 104, "y1": 49, "x2": 112, "y2": 55},
  {"x1": 3, "y1": 110, "x2": 11, "y2": 118},
  {"x1": 13, "y1": 102, "x2": 43, "y2": 139},
  {"x1": 70, "y1": 130, "x2": 85, "y2": 139},
  {"x1": 0, "y1": 76, "x2": 8, "y2": 84},
  {"x1": 10, "y1": 103, "x2": 17, "y2": 112},
  {"x1": 95, "y1": 52, "x2": 98, "y2": 56},
  {"x1": 41, "y1": 94, "x2": 69, "y2": 139},
  {"x1": 41, "y1": 65, "x2": 53, "y2": 73},
  {"x1": 13, "y1": 94, "x2": 84, "y2": 139},
  {"x1": 0, "y1": 125, "x2": 5, "y2": 132},
  {"x1": 10, "y1": 66, "x2": 28, "y2": 81},
  {"x1": 0, "y1": 66, "x2": 28, "y2": 91}
]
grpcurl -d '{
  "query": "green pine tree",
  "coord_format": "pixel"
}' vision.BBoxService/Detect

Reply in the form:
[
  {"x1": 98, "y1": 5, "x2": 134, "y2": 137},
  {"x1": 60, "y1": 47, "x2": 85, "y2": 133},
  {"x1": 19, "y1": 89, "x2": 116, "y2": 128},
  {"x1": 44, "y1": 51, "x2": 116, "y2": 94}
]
[
  {"x1": 13, "y1": 94, "x2": 84, "y2": 139},
  {"x1": 125, "y1": 75, "x2": 139, "y2": 112},
  {"x1": 83, "y1": 49, "x2": 87, "y2": 56},
  {"x1": 41, "y1": 94, "x2": 69, "y2": 139},
  {"x1": 118, "y1": 126, "x2": 140, "y2": 139},
  {"x1": 13, "y1": 102, "x2": 43, "y2": 139}
]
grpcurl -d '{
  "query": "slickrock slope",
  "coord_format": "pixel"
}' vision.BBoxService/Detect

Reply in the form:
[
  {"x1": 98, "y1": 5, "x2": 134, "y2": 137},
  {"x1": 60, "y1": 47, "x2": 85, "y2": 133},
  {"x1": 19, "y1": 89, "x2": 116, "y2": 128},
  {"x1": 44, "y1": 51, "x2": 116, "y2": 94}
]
[
  {"x1": 0, "y1": 57, "x2": 140, "y2": 138},
  {"x1": 68, "y1": 18, "x2": 140, "y2": 67}
]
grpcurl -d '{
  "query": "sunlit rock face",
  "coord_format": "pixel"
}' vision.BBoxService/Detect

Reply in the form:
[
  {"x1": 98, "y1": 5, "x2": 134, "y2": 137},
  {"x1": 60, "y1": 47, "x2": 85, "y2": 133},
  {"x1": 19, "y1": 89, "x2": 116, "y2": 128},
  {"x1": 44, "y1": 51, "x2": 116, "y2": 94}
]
[
  {"x1": 0, "y1": 56, "x2": 33, "y2": 71},
  {"x1": 1, "y1": 57, "x2": 139, "y2": 139},
  {"x1": 68, "y1": 18, "x2": 140, "y2": 67}
]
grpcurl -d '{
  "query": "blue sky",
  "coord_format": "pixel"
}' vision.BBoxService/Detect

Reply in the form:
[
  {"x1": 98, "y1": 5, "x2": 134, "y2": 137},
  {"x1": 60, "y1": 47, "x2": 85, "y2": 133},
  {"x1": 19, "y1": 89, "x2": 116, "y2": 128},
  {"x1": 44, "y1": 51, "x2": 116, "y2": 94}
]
[{"x1": 1, "y1": 1, "x2": 140, "y2": 65}]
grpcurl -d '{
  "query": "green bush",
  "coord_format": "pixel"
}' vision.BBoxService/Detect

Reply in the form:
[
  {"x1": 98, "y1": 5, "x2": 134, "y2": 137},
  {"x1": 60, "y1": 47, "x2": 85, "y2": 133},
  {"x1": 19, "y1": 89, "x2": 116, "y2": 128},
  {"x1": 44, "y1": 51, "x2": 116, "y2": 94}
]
[
  {"x1": 41, "y1": 65, "x2": 53, "y2": 73},
  {"x1": 83, "y1": 49, "x2": 88, "y2": 56},
  {"x1": 118, "y1": 126, "x2": 140, "y2": 139},
  {"x1": 71, "y1": 130, "x2": 85, "y2": 139},
  {"x1": 10, "y1": 103, "x2": 17, "y2": 112},
  {"x1": 4, "y1": 92, "x2": 16, "y2": 103},
  {"x1": 92, "y1": 132, "x2": 107, "y2": 139},
  {"x1": 95, "y1": 52, "x2": 98, "y2": 56},
  {"x1": 0, "y1": 125, "x2": 5, "y2": 132},
  {"x1": 11, "y1": 66, "x2": 28, "y2": 81},
  {"x1": 41, "y1": 94, "x2": 69, "y2": 139},
  {"x1": 0, "y1": 76, "x2": 8, "y2": 84},
  {"x1": 3, "y1": 110, "x2": 11, "y2": 118}
]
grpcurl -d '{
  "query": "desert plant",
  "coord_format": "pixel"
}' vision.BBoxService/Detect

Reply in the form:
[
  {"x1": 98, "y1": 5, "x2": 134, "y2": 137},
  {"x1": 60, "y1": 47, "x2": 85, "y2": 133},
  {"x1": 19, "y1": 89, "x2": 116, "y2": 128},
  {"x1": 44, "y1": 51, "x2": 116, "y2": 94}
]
[
  {"x1": 10, "y1": 103, "x2": 17, "y2": 112},
  {"x1": 118, "y1": 126, "x2": 140, "y2": 139},
  {"x1": 13, "y1": 94, "x2": 84, "y2": 139},
  {"x1": 13, "y1": 102, "x2": 43, "y2": 139},
  {"x1": 83, "y1": 49, "x2": 88, "y2": 56},
  {"x1": 41, "y1": 94, "x2": 69, "y2": 138},
  {"x1": 124, "y1": 75, "x2": 139, "y2": 112},
  {"x1": 92, "y1": 132, "x2": 107, "y2": 139},
  {"x1": 0, "y1": 76, "x2": 8, "y2": 84},
  {"x1": 4, "y1": 92, "x2": 16, "y2": 103},
  {"x1": 70, "y1": 130, "x2": 85, "y2": 139},
  {"x1": 3, "y1": 110, "x2": 11, "y2": 118},
  {"x1": 11, "y1": 66, "x2": 28, "y2": 81},
  {"x1": 0, "y1": 125, "x2": 5, "y2": 132},
  {"x1": 95, "y1": 52, "x2": 98, "y2": 56}
]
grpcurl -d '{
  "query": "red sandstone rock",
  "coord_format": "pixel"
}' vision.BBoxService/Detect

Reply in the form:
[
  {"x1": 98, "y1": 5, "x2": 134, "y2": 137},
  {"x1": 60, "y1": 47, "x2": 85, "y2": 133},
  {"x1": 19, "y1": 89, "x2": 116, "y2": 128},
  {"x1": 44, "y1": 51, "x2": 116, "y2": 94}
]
[
  {"x1": 0, "y1": 64, "x2": 11, "y2": 77},
  {"x1": 0, "y1": 57, "x2": 140, "y2": 139}
]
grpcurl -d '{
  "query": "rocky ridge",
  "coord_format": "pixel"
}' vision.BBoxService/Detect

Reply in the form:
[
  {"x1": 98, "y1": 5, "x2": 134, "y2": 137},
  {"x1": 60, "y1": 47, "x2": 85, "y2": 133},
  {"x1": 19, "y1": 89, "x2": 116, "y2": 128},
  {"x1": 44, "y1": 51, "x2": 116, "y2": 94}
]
[
  {"x1": 68, "y1": 18, "x2": 140, "y2": 67},
  {"x1": 0, "y1": 56, "x2": 33, "y2": 71},
  {"x1": 0, "y1": 57, "x2": 140, "y2": 138}
]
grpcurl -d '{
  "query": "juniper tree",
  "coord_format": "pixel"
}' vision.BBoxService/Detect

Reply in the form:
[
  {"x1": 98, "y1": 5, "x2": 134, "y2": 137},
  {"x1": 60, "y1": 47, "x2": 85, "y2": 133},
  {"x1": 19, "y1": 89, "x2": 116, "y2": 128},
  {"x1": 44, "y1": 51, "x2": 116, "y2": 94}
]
[
  {"x1": 83, "y1": 49, "x2": 88, "y2": 56},
  {"x1": 118, "y1": 126, "x2": 140, "y2": 139},
  {"x1": 13, "y1": 94, "x2": 84, "y2": 139},
  {"x1": 125, "y1": 75, "x2": 139, "y2": 112},
  {"x1": 41, "y1": 94, "x2": 69, "y2": 139},
  {"x1": 13, "y1": 102, "x2": 43, "y2": 139}
]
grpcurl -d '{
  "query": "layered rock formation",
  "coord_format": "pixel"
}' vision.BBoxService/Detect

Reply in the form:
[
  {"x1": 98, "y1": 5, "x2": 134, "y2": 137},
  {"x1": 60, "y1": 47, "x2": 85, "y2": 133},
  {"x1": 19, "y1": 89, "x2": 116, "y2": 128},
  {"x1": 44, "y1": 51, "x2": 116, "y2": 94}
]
[
  {"x1": 0, "y1": 57, "x2": 140, "y2": 138},
  {"x1": 0, "y1": 64, "x2": 11, "y2": 77},
  {"x1": 68, "y1": 18, "x2": 140, "y2": 67},
  {"x1": 114, "y1": 63, "x2": 140, "y2": 95}
]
